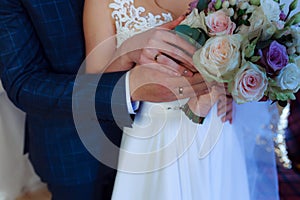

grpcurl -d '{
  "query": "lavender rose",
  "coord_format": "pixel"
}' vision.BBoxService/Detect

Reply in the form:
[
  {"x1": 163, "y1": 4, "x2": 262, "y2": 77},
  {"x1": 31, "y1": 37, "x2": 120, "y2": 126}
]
[
  {"x1": 266, "y1": 41, "x2": 288, "y2": 71},
  {"x1": 258, "y1": 41, "x2": 289, "y2": 73}
]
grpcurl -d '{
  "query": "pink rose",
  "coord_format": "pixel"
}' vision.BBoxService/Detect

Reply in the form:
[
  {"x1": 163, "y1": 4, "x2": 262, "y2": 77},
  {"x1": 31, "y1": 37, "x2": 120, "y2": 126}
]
[
  {"x1": 231, "y1": 62, "x2": 268, "y2": 104},
  {"x1": 205, "y1": 10, "x2": 236, "y2": 36}
]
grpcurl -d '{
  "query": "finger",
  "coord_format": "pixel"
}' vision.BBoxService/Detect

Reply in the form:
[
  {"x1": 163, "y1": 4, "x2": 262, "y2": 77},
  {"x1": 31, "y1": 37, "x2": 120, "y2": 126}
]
[
  {"x1": 169, "y1": 76, "x2": 209, "y2": 93},
  {"x1": 218, "y1": 102, "x2": 233, "y2": 117},
  {"x1": 217, "y1": 96, "x2": 233, "y2": 116},
  {"x1": 159, "y1": 15, "x2": 186, "y2": 30},
  {"x1": 213, "y1": 84, "x2": 227, "y2": 96},
  {"x1": 144, "y1": 63, "x2": 181, "y2": 77},
  {"x1": 173, "y1": 83, "x2": 210, "y2": 99},
  {"x1": 148, "y1": 30, "x2": 197, "y2": 63},
  {"x1": 148, "y1": 40, "x2": 195, "y2": 70},
  {"x1": 222, "y1": 110, "x2": 233, "y2": 123},
  {"x1": 161, "y1": 52, "x2": 198, "y2": 73},
  {"x1": 185, "y1": 73, "x2": 208, "y2": 86},
  {"x1": 155, "y1": 54, "x2": 194, "y2": 77},
  {"x1": 140, "y1": 49, "x2": 194, "y2": 77},
  {"x1": 163, "y1": 30, "x2": 197, "y2": 57},
  {"x1": 217, "y1": 104, "x2": 227, "y2": 116},
  {"x1": 140, "y1": 55, "x2": 193, "y2": 77}
]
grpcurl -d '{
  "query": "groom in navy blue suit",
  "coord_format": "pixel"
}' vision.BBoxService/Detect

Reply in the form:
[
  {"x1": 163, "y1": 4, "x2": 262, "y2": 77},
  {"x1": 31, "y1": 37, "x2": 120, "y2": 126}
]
[{"x1": 0, "y1": 0, "x2": 207, "y2": 199}]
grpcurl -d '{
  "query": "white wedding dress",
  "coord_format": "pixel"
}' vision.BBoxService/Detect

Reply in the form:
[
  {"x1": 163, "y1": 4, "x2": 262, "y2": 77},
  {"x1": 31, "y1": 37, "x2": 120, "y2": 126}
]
[
  {"x1": 110, "y1": 0, "x2": 279, "y2": 199},
  {"x1": 0, "y1": 81, "x2": 44, "y2": 200}
]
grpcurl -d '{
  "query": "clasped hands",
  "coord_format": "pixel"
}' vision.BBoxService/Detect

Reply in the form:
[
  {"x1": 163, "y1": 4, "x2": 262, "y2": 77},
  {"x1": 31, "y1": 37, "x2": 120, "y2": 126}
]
[{"x1": 112, "y1": 15, "x2": 233, "y2": 123}]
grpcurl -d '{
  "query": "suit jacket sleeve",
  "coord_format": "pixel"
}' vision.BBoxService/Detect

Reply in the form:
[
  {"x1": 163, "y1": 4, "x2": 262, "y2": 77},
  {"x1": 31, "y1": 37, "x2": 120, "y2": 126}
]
[{"x1": 0, "y1": 0, "x2": 132, "y2": 127}]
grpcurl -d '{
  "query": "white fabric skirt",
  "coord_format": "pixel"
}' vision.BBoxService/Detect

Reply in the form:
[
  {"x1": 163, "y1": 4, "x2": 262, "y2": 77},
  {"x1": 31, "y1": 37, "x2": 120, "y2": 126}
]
[{"x1": 112, "y1": 100, "x2": 279, "y2": 200}]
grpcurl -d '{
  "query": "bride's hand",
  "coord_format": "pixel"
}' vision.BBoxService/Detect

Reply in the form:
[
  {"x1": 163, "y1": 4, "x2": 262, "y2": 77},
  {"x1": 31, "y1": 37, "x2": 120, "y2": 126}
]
[
  {"x1": 118, "y1": 15, "x2": 197, "y2": 77},
  {"x1": 186, "y1": 84, "x2": 233, "y2": 124},
  {"x1": 186, "y1": 84, "x2": 221, "y2": 117},
  {"x1": 217, "y1": 94, "x2": 233, "y2": 124}
]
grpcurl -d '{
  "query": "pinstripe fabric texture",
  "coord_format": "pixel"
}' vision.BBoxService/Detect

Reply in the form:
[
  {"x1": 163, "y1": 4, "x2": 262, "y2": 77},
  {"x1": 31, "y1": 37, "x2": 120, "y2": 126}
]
[{"x1": 0, "y1": 0, "x2": 131, "y2": 185}]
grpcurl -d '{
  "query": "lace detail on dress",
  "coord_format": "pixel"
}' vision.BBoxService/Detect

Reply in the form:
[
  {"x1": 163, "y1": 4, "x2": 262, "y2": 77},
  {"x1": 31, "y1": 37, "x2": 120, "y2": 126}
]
[{"x1": 109, "y1": 0, "x2": 173, "y2": 47}]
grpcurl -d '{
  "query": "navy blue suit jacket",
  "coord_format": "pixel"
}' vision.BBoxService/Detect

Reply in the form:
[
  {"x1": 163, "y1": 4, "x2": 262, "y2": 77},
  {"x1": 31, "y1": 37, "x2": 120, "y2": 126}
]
[{"x1": 0, "y1": 0, "x2": 131, "y2": 185}]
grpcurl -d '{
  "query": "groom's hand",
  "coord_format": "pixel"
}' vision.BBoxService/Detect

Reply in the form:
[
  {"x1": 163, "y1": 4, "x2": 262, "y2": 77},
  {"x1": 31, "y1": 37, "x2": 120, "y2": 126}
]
[{"x1": 129, "y1": 67, "x2": 209, "y2": 102}]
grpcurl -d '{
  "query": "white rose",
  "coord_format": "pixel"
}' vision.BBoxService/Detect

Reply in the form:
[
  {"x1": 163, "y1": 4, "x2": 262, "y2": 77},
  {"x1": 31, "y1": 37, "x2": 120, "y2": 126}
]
[
  {"x1": 295, "y1": 56, "x2": 300, "y2": 67},
  {"x1": 291, "y1": 25, "x2": 300, "y2": 47},
  {"x1": 260, "y1": 0, "x2": 280, "y2": 22},
  {"x1": 238, "y1": 7, "x2": 276, "y2": 40},
  {"x1": 276, "y1": 63, "x2": 300, "y2": 92},
  {"x1": 180, "y1": 9, "x2": 208, "y2": 33},
  {"x1": 193, "y1": 34, "x2": 242, "y2": 82},
  {"x1": 231, "y1": 62, "x2": 268, "y2": 104}
]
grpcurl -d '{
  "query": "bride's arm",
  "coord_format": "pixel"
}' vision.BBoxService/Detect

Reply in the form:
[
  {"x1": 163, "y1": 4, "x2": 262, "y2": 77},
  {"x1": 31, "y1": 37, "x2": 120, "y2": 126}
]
[
  {"x1": 83, "y1": 0, "x2": 198, "y2": 76},
  {"x1": 83, "y1": 0, "x2": 134, "y2": 74}
]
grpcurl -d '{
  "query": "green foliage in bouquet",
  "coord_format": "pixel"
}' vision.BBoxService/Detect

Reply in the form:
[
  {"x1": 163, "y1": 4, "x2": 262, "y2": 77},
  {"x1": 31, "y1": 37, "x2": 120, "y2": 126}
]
[
  {"x1": 268, "y1": 78, "x2": 297, "y2": 101},
  {"x1": 174, "y1": 25, "x2": 208, "y2": 46}
]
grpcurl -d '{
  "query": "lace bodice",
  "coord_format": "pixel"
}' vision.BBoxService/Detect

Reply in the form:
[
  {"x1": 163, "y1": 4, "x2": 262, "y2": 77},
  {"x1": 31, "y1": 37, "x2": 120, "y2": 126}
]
[{"x1": 109, "y1": 0, "x2": 173, "y2": 47}]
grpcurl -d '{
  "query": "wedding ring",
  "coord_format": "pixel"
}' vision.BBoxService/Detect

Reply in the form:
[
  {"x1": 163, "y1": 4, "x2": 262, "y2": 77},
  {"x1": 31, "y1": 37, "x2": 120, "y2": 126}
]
[
  {"x1": 183, "y1": 69, "x2": 188, "y2": 75},
  {"x1": 154, "y1": 53, "x2": 161, "y2": 62},
  {"x1": 178, "y1": 87, "x2": 184, "y2": 96}
]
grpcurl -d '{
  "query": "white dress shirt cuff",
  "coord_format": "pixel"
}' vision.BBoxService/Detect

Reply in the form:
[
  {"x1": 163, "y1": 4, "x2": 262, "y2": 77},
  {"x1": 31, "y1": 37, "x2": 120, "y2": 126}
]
[{"x1": 125, "y1": 71, "x2": 140, "y2": 114}]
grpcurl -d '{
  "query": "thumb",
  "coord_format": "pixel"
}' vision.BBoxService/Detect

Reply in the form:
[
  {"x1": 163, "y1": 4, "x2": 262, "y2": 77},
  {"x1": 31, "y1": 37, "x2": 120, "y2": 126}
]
[{"x1": 160, "y1": 15, "x2": 185, "y2": 30}]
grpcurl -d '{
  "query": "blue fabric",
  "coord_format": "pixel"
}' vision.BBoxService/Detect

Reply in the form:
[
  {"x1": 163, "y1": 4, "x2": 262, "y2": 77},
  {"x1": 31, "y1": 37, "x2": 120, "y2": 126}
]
[
  {"x1": 0, "y1": 0, "x2": 131, "y2": 186},
  {"x1": 48, "y1": 169, "x2": 116, "y2": 200}
]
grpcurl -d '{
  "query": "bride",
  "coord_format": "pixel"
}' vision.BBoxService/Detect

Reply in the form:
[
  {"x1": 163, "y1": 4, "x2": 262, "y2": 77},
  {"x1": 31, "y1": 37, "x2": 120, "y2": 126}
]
[{"x1": 83, "y1": 0, "x2": 279, "y2": 199}]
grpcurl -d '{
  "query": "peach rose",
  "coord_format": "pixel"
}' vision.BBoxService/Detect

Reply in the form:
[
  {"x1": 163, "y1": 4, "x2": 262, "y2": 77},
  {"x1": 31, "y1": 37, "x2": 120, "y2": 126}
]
[
  {"x1": 193, "y1": 34, "x2": 242, "y2": 82},
  {"x1": 205, "y1": 10, "x2": 236, "y2": 36}
]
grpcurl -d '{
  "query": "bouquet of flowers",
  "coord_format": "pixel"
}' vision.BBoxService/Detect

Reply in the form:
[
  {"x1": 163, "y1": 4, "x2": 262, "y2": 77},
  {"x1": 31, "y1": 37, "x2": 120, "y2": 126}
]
[{"x1": 175, "y1": 0, "x2": 300, "y2": 104}]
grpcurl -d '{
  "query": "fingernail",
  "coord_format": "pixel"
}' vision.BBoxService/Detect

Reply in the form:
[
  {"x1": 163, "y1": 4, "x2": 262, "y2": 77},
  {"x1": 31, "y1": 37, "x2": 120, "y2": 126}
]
[
  {"x1": 173, "y1": 72, "x2": 180, "y2": 76},
  {"x1": 185, "y1": 71, "x2": 193, "y2": 77}
]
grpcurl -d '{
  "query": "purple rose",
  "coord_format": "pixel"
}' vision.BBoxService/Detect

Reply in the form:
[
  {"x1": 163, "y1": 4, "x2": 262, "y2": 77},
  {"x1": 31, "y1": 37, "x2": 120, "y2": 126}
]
[
  {"x1": 189, "y1": 0, "x2": 199, "y2": 11},
  {"x1": 266, "y1": 41, "x2": 288, "y2": 71}
]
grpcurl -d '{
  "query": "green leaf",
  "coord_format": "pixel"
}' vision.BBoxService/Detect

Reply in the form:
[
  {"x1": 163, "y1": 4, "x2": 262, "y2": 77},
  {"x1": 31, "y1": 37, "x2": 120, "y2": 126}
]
[
  {"x1": 285, "y1": 11, "x2": 300, "y2": 27},
  {"x1": 274, "y1": 27, "x2": 290, "y2": 39},
  {"x1": 214, "y1": 0, "x2": 222, "y2": 10},
  {"x1": 175, "y1": 25, "x2": 207, "y2": 46},
  {"x1": 243, "y1": 20, "x2": 250, "y2": 26},
  {"x1": 289, "y1": 0, "x2": 298, "y2": 12},
  {"x1": 237, "y1": 9, "x2": 246, "y2": 16},
  {"x1": 256, "y1": 39, "x2": 272, "y2": 50},
  {"x1": 175, "y1": 25, "x2": 200, "y2": 39},
  {"x1": 197, "y1": 0, "x2": 208, "y2": 11},
  {"x1": 250, "y1": 56, "x2": 261, "y2": 62},
  {"x1": 196, "y1": 32, "x2": 207, "y2": 46},
  {"x1": 244, "y1": 43, "x2": 256, "y2": 58},
  {"x1": 280, "y1": 3, "x2": 286, "y2": 10},
  {"x1": 267, "y1": 79, "x2": 297, "y2": 101},
  {"x1": 250, "y1": 0, "x2": 260, "y2": 6}
]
